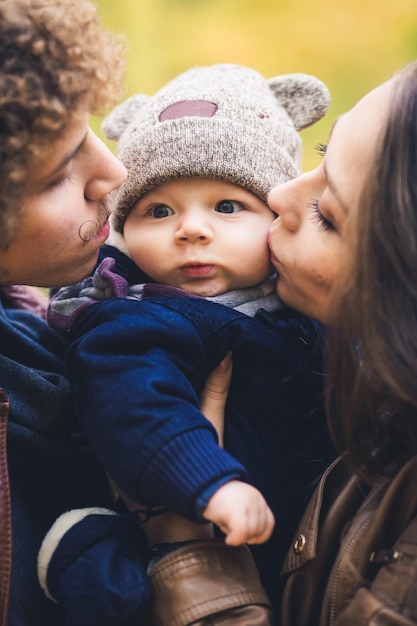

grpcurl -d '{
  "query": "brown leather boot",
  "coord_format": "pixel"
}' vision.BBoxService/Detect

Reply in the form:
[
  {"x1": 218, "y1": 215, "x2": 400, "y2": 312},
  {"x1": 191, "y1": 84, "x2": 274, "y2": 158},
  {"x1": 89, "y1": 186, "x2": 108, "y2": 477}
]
[{"x1": 144, "y1": 539, "x2": 273, "y2": 625}]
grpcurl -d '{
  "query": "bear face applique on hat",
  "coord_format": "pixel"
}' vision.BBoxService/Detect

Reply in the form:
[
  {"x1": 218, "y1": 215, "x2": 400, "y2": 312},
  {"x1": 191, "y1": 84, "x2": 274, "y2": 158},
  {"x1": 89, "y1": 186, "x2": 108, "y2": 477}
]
[{"x1": 102, "y1": 63, "x2": 330, "y2": 233}]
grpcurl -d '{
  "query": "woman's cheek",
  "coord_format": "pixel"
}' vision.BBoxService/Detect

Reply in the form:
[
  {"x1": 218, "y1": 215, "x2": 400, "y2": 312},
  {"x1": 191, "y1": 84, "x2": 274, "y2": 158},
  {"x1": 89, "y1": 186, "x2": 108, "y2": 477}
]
[{"x1": 267, "y1": 223, "x2": 279, "y2": 256}]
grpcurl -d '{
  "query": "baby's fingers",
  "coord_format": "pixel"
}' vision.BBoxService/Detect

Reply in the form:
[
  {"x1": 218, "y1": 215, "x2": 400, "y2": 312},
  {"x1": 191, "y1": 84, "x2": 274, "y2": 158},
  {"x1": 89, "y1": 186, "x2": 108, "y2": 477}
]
[
  {"x1": 246, "y1": 508, "x2": 275, "y2": 545},
  {"x1": 224, "y1": 508, "x2": 275, "y2": 546}
]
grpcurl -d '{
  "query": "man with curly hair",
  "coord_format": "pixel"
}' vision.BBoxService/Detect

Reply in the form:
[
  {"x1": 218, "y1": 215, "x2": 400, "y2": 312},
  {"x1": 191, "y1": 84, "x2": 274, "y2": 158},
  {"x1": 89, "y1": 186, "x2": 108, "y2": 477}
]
[
  {"x1": 0, "y1": 1, "x2": 241, "y2": 624},
  {"x1": 0, "y1": 1, "x2": 130, "y2": 624}
]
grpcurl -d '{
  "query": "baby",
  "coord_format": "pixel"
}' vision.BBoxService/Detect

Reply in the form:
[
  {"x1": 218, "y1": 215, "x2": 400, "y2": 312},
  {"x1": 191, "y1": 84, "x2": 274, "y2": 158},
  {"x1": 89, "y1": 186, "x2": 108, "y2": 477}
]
[{"x1": 39, "y1": 64, "x2": 332, "y2": 625}]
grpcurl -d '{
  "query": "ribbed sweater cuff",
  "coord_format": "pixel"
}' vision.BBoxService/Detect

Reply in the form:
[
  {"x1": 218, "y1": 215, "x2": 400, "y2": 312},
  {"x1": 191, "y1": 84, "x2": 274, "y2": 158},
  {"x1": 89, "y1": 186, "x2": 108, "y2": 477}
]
[{"x1": 139, "y1": 429, "x2": 246, "y2": 521}]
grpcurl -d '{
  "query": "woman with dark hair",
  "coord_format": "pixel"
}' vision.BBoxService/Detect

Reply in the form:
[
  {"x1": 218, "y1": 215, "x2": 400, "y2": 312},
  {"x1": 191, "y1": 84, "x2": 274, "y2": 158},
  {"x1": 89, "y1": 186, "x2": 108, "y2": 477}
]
[{"x1": 268, "y1": 60, "x2": 417, "y2": 625}]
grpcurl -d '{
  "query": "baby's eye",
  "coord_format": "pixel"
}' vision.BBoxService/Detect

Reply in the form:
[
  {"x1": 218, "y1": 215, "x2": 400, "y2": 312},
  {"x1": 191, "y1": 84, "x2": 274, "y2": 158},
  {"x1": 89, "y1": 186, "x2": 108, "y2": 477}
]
[
  {"x1": 215, "y1": 200, "x2": 244, "y2": 214},
  {"x1": 149, "y1": 204, "x2": 174, "y2": 218}
]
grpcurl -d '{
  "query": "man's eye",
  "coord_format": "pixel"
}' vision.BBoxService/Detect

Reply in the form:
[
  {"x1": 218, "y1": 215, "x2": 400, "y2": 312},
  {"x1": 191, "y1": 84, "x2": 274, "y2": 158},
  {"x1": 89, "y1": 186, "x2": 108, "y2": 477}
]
[
  {"x1": 216, "y1": 200, "x2": 243, "y2": 214},
  {"x1": 149, "y1": 204, "x2": 174, "y2": 218}
]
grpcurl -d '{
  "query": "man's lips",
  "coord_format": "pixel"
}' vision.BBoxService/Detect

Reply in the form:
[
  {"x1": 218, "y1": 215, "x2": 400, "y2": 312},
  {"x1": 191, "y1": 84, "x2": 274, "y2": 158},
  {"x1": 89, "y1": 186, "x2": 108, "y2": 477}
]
[
  {"x1": 94, "y1": 218, "x2": 110, "y2": 241},
  {"x1": 180, "y1": 263, "x2": 214, "y2": 277}
]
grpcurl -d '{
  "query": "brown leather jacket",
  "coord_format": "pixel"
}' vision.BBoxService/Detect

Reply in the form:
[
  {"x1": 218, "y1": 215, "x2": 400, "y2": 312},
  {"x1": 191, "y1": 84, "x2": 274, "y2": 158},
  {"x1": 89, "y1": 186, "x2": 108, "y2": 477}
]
[
  {"x1": 279, "y1": 455, "x2": 417, "y2": 625},
  {"x1": 0, "y1": 391, "x2": 11, "y2": 626}
]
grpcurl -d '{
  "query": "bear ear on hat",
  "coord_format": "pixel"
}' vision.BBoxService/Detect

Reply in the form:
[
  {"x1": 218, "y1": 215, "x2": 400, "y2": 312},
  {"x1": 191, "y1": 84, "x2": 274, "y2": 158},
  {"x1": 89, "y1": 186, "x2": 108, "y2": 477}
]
[
  {"x1": 102, "y1": 94, "x2": 150, "y2": 141},
  {"x1": 268, "y1": 73, "x2": 330, "y2": 131}
]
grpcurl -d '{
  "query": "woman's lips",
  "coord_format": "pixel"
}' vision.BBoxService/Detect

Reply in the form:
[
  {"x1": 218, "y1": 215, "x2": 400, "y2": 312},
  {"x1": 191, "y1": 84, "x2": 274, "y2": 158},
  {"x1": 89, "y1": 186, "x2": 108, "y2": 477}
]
[{"x1": 270, "y1": 250, "x2": 279, "y2": 266}]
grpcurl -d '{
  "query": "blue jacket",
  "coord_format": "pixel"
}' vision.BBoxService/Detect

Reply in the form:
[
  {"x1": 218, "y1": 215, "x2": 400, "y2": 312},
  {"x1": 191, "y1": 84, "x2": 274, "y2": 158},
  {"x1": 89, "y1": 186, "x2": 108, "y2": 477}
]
[
  {"x1": 56, "y1": 245, "x2": 334, "y2": 609},
  {"x1": 0, "y1": 292, "x2": 113, "y2": 626}
]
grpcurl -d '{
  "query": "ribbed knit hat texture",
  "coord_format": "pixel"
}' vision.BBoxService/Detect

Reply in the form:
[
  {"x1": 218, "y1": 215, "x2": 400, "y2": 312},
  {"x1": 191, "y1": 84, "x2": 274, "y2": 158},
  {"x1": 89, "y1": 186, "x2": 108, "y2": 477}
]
[{"x1": 102, "y1": 64, "x2": 330, "y2": 233}]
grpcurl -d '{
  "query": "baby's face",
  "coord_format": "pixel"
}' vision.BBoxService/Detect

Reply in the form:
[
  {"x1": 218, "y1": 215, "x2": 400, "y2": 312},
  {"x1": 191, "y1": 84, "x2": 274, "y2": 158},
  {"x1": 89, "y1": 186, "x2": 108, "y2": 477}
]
[{"x1": 123, "y1": 177, "x2": 275, "y2": 297}]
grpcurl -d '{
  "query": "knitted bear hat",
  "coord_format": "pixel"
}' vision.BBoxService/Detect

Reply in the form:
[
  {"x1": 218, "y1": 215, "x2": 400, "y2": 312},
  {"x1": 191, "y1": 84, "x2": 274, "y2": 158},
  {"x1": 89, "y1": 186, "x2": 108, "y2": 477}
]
[{"x1": 102, "y1": 63, "x2": 330, "y2": 233}]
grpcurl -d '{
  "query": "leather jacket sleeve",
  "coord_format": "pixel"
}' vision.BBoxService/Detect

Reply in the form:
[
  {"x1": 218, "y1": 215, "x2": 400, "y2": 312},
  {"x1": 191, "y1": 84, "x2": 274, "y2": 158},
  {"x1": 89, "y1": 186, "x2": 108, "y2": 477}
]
[
  {"x1": 334, "y1": 514, "x2": 417, "y2": 625},
  {"x1": 279, "y1": 456, "x2": 417, "y2": 626}
]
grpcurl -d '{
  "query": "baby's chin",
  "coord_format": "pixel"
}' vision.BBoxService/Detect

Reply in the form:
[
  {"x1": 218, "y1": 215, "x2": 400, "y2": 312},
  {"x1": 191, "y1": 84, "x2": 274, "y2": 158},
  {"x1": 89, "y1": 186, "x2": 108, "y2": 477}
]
[{"x1": 179, "y1": 282, "x2": 228, "y2": 298}]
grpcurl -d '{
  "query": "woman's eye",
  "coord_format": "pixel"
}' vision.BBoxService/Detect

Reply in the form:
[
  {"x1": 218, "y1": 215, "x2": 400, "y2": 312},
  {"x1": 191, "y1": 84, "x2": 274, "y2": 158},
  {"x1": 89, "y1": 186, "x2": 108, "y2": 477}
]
[
  {"x1": 309, "y1": 199, "x2": 335, "y2": 232},
  {"x1": 216, "y1": 200, "x2": 244, "y2": 214},
  {"x1": 149, "y1": 204, "x2": 174, "y2": 218},
  {"x1": 314, "y1": 142, "x2": 328, "y2": 159}
]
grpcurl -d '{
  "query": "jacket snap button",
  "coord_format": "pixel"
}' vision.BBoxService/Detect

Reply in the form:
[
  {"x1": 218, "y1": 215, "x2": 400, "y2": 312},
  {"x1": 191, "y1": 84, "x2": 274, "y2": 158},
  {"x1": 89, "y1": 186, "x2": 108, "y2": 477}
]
[{"x1": 293, "y1": 534, "x2": 306, "y2": 554}]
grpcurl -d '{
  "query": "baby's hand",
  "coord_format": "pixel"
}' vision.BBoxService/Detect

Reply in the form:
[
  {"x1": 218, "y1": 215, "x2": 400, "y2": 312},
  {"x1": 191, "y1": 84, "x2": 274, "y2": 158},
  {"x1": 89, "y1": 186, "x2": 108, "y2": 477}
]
[{"x1": 202, "y1": 480, "x2": 275, "y2": 546}]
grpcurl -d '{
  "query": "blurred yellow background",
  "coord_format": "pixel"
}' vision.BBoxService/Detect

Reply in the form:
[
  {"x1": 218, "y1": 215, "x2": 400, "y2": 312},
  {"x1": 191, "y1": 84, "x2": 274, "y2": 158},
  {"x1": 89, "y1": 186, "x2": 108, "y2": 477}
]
[{"x1": 95, "y1": 0, "x2": 417, "y2": 169}]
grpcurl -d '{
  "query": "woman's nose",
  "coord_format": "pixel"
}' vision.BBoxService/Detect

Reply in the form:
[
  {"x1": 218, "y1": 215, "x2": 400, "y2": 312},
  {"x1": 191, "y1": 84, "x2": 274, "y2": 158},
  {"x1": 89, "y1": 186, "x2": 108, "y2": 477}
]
[
  {"x1": 84, "y1": 131, "x2": 127, "y2": 202},
  {"x1": 268, "y1": 179, "x2": 302, "y2": 233}
]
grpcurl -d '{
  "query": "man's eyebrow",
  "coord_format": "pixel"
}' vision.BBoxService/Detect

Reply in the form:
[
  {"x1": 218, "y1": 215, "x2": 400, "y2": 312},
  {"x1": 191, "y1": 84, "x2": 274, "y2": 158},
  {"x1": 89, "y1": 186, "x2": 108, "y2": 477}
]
[{"x1": 48, "y1": 132, "x2": 88, "y2": 177}]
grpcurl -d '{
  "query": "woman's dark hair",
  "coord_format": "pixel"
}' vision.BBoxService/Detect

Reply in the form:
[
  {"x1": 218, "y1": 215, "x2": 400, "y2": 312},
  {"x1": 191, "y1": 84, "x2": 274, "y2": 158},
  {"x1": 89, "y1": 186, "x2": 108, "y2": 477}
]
[{"x1": 326, "y1": 61, "x2": 417, "y2": 483}]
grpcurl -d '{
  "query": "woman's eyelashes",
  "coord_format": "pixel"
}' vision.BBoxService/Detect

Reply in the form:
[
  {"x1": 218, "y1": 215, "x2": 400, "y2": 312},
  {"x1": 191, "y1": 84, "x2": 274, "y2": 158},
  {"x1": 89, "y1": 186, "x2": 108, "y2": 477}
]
[
  {"x1": 309, "y1": 199, "x2": 335, "y2": 231},
  {"x1": 314, "y1": 142, "x2": 328, "y2": 159}
]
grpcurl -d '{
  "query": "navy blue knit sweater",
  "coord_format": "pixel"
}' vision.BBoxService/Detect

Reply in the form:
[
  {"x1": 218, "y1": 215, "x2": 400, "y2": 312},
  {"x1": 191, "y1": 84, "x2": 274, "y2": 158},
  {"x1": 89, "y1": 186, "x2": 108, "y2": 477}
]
[
  {"x1": 1, "y1": 294, "x2": 113, "y2": 626},
  {"x1": 55, "y1": 245, "x2": 334, "y2": 609}
]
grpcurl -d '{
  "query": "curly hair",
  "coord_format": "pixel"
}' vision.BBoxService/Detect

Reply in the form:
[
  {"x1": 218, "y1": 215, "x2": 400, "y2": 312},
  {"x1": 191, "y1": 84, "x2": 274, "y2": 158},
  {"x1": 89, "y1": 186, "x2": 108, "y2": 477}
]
[{"x1": 0, "y1": 0, "x2": 126, "y2": 247}]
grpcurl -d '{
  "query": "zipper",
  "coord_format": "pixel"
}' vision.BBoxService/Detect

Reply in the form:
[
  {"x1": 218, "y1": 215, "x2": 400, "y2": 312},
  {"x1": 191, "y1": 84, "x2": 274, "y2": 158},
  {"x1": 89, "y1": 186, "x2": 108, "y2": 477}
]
[
  {"x1": 328, "y1": 517, "x2": 371, "y2": 626},
  {"x1": 0, "y1": 389, "x2": 11, "y2": 626}
]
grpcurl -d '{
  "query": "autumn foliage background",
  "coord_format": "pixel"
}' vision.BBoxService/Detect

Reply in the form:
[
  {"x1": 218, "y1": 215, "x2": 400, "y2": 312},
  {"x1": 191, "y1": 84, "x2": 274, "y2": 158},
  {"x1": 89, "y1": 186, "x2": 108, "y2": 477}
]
[{"x1": 95, "y1": 0, "x2": 417, "y2": 169}]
